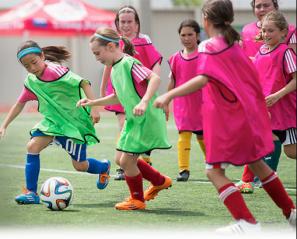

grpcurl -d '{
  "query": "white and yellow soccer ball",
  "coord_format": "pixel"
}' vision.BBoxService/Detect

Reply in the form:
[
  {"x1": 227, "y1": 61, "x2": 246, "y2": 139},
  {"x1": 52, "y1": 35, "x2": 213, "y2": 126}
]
[{"x1": 40, "y1": 177, "x2": 73, "y2": 211}]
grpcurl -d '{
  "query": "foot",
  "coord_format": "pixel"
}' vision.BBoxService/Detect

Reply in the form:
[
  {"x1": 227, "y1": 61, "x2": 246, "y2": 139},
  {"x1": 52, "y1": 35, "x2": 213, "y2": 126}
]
[
  {"x1": 288, "y1": 208, "x2": 296, "y2": 228},
  {"x1": 114, "y1": 168, "x2": 125, "y2": 181},
  {"x1": 15, "y1": 189, "x2": 40, "y2": 204},
  {"x1": 235, "y1": 180, "x2": 254, "y2": 194},
  {"x1": 216, "y1": 220, "x2": 261, "y2": 234},
  {"x1": 176, "y1": 170, "x2": 190, "y2": 182},
  {"x1": 96, "y1": 159, "x2": 111, "y2": 190},
  {"x1": 144, "y1": 176, "x2": 172, "y2": 201},
  {"x1": 115, "y1": 198, "x2": 146, "y2": 210}
]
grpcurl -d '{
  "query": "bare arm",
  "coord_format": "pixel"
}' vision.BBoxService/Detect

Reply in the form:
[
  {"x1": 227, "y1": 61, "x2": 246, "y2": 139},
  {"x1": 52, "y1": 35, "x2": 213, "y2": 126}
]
[
  {"x1": 77, "y1": 93, "x2": 120, "y2": 108},
  {"x1": 100, "y1": 66, "x2": 112, "y2": 97},
  {"x1": 81, "y1": 81, "x2": 101, "y2": 124},
  {"x1": 0, "y1": 102, "x2": 26, "y2": 138},
  {"x1": 133, "y1": 72, "x2": 161, "y2": 116},
  {"x1": 266, "y1": 73, "x2": 296, "y2": 107},
  {"x1": 151, "y1": 63, "x2": 161, "y2": 76},
  {"x1": 289, "y1": 43, "x2": 296, "y2": 54},
  {"x1": 154, "y1": 75, "x2": 208, "y2": 110}
]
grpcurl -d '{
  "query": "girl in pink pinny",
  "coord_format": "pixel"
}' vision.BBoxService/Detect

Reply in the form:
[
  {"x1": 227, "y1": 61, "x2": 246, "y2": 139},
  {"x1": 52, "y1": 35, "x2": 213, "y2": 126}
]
[
  {"x1": 100, "y1": 6, "x2": 162, "y2": 180},
  {"x1": 154, "y1": 0, "x2": 296, "y2": 233},
  {"x1": 167, "y1": 19, "x2": 205, "y2": 182},
  {"x1": 241, "y1": 0, "x2": 296, "y2": 58},
  {"x1": 237, "y1": 0, "x2": 296, "y2": 193},
  {"x1": 255, "y1": 11, "x2": 296, "y2": 158}
]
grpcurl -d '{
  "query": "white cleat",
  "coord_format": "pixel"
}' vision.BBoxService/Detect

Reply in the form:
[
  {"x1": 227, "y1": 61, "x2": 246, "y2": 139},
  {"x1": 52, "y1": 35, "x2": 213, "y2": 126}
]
[
  {"x1": 216, "y1": 219, "x2": 261, "y2": 234},
  {"x1": 288, "y1": 209, "x2": 296, "y2": 228}
]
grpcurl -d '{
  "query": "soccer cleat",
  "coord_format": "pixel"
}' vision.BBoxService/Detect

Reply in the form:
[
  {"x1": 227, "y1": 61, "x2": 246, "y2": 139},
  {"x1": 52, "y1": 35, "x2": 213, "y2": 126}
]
[
  {"x1": 235, "y1": 180, "x2": 254, "y2": 194},
  {"x1": 114, "y1": 168, "x2": 125, "y2": 181},
  {"x1": 216, "y1": 220, "x2": 261, "y2": 234},
  {"x1": 115, "y1": 198, "x2": 146, "y2": 210},
  {"x1": 96, "y1": 159, "x2": 111, "y2": 190},
  {"x1": 176, "y1": 170, "x2": 190, "y2": 182},
  {"x1": 144, "y1": 176, "x2": 172, "y2": 201},
  {"x1": 15, "y1": 188, "x2": 40, "y2": 204},
  {"x1": 288, "y1": 208, "x2": 296, "y2": 228}
]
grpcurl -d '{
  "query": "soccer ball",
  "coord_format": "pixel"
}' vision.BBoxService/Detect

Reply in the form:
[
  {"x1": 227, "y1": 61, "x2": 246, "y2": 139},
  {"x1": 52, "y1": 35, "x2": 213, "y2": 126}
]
[{"x1": 40, "y1": 177, "x2": 73, "y2": 211}]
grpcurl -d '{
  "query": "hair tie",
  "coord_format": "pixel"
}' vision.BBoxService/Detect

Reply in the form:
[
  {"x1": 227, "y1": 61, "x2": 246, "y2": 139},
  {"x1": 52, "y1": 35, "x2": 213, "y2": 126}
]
[{"x1": 224, "y1": 21, "x2": 231, "y2": 26}]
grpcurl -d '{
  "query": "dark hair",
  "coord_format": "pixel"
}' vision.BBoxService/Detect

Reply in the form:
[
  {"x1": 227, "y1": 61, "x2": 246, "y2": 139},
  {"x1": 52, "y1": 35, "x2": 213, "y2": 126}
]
[
  {"x1": 178, "y1": 19, "x2": 201, "y2": 45},
  {"x1": 114, "y1": 5, "x2": 140, "y2": 36},
  {"x1": 202, "y1": 0, "x2": 240, "y2": 45},
  {"x1": 256, "y1": 11, "x2": 288, "y2": 41},
  {"x1": 251, "y1": 0, "x2": 279, "y2": 12},
  {"x1": 17, "y1": 40, "x2": 71, "y2": 63},
  {"x1": 90, "y1": 28, "x2": 135, "y2": 56}
]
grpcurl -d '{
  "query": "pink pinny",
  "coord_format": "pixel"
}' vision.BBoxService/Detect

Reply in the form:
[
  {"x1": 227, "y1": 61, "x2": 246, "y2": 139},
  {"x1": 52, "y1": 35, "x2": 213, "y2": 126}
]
[
  {"x1": 104, "y1": 34, "x2": 162, "y2": 113},
  {"x1": 254, "y1": 43, "x2": 296, "y2": 130},
  {"x1": 168, "y1": 50, "x2": 203, "y2": 131},
  {"x1": 241, "y1": 21, "x2": 296, "y2": 58},
  {"x1": 197, "y1": 36, "x2": 273, "y2": 166}
]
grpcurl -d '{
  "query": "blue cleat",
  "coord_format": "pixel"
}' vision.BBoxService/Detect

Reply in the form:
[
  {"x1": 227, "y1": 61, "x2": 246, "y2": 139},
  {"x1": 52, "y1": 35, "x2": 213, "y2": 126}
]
[
  {"x1": 15, "y1": 189, "x2": 40, "y2": 204},
  {"x1": 97, "y1": 160, "x2": 111, "y2": 190}
]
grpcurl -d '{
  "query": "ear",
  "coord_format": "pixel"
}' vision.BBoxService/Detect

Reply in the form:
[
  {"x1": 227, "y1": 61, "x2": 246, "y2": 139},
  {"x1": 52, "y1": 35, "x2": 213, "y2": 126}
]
[
  {"x1": 107, "y1": 42, "x2": 116, "y2": 52},
  {"x1": 40, "y1": 52, "x2": 46, "y2": 61}
]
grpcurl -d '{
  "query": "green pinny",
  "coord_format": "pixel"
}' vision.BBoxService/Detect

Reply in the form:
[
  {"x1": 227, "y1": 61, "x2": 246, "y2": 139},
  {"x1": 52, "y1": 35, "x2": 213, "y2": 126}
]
[
  {"x1": 24, "y1": 70, "x2": 99, "y2": 145},
  {"x1": 111, "y1": 56, "x2": 171, "y2": 154}
]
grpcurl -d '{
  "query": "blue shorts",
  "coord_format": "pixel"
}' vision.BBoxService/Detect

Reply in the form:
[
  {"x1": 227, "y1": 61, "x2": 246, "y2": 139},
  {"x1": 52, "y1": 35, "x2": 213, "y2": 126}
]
[{"x1": 31, "y1": 130, "x2": 87, "y2": 162}]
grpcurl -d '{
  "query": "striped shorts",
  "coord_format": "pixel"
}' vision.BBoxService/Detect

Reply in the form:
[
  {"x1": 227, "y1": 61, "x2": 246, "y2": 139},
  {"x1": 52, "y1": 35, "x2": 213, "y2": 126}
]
[{"x1": 283, "y1": 128, "x2": 297, "y2": 146}]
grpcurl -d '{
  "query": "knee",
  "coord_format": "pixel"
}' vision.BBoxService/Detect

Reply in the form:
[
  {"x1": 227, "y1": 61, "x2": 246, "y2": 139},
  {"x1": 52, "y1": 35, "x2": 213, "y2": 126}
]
[
  {"x1": 284, "y1": 151, "x2": 296, "y2": 159},
  {"x1": 205, "y1": 169, "x2": 214, "y2": 181},
  {"x1": 26, "y1": 141, "x2": 42, "y2": 154},
  {"x1": 284, "y1": 146, "x2": 296, "y2": 159}
]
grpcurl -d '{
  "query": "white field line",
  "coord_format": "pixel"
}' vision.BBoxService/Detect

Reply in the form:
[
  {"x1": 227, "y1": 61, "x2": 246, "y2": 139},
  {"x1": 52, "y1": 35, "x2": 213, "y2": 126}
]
[{"x1": 0, "y1": 163, "x2": 295, "y2": 192}]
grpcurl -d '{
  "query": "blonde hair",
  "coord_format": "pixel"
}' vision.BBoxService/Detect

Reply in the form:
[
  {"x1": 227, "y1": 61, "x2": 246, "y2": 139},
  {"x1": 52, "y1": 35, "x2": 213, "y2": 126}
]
[
  {"x1": 256, "y1": 11, "x2": 288, "y2": 41},
  {"x1": 90, "y1": 28, "x2": 135, "y2": 56}
]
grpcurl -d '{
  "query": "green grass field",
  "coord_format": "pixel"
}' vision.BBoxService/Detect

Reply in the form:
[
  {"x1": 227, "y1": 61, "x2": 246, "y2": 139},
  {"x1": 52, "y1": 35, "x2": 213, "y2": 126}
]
[{"x1": 0, "y1": 112, "x2": 296, "y2": 231}]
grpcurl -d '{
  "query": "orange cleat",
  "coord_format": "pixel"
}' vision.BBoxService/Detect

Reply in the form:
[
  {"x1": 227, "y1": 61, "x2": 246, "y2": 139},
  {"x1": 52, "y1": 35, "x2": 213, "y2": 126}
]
[
  {"x1": 115, "y1": 198, "x2": 146, "y2": 210},
  {"x1": 144, "y1": 176, "x2": 172, "y2": 201}
]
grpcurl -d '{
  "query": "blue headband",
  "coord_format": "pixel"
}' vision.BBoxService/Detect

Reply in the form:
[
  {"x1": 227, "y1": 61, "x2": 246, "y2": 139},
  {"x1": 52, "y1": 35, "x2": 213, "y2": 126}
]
[
  {"x1": 17, "y1": 47, "x2": 42, "y2": 60},
  {"x1": 94, "y1": 33, "x2": 120, "y2": 43}
]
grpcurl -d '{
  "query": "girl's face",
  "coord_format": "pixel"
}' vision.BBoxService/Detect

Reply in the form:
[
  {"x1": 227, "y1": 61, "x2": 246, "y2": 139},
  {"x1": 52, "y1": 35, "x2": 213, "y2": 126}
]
[
  {"x1": 20, "y1": 53, "x2": 46, "y2": 77},
  {"x1": 180, "y1": 26, "x2": 199, "y2": 51},
  {"x1": 254, "y1": 0, "x2": 276, "y2": 21},
  {"x1": 90, "y1": 41, "x2": 115, "y2": 66},
  {"x1": 118, "y1": 12, "x2": 138, "y2": 38},
  {"x1": 262, "y1": 20, "x2": 286, "y2": 48}
]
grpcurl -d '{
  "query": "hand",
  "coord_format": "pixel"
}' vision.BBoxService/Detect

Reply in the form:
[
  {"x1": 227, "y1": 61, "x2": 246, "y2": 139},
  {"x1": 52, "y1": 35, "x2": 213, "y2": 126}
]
[
  {"x1": 153, "y1": 94, "x2": 171, "y2": 110},
  {"x1": 164, "y1": 104, "x2": 170, "y2": 121},
  {"x1": 133, "y1": 100, "x2": 148, "y2": 116},
  {"x1": 265, "y1": 93, "x2": 281, "y2": 107},
  {"x1": 76, "y1": 98, "x2": 93, "y2": 107},
  {"x1": 0, "y1": 127, "x2": 6, "y2": 139},
  {"x1": 90, "y1": 107, "x2": 101, "y2": 124}
]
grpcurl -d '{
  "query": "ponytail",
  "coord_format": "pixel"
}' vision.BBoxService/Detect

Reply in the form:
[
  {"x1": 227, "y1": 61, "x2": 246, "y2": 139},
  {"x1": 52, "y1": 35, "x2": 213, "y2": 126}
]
[{"x1": 120, "y1": 36, "x2": 135, "y2": 56}]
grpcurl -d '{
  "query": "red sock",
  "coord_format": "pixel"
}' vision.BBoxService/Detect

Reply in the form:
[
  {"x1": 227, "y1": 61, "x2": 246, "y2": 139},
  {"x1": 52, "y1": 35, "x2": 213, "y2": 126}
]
[
  {"x1": 241, "y1": 165, "x2": 255, "y2": 182},
  {"x1": 219, "y1": 183, "x2": 257, "y2": 224},
  {"x1": 261, "y1": 172, "x2": 295, "y2": 218},
  {"x1": 125, "y1": 173, "x2": 144, "y2": 202},
  {"x1": 137, "y1": 159, "x2": 165, "y2": 186}
]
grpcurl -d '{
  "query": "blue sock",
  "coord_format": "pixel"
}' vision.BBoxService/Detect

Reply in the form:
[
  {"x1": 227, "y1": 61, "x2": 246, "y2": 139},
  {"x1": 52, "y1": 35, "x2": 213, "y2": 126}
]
[
  {"x1": 87, "y1": 158, "x2": 109, "y2": 174},
  {"x1": 25, "y1": 154, "x2": 40, "y2": 193}
]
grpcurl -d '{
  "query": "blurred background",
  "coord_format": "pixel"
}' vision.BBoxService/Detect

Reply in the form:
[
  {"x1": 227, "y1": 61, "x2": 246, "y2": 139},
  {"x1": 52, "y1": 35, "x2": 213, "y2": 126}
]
[{"x1": 0, "y1": 0, "x2": 296, "y2": 109}]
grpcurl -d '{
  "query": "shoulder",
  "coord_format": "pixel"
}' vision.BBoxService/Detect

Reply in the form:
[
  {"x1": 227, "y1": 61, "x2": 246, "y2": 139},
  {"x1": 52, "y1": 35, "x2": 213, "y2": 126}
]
[
  {"x1": 137, "y1": 33, "x2": 152, "y2": 44},
  {"x1": 242, "y1": 22, "x2": 258, "y2": 32},
  {"x1": 198, "y1": 37, "x2": 228, "y2": 53}
]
